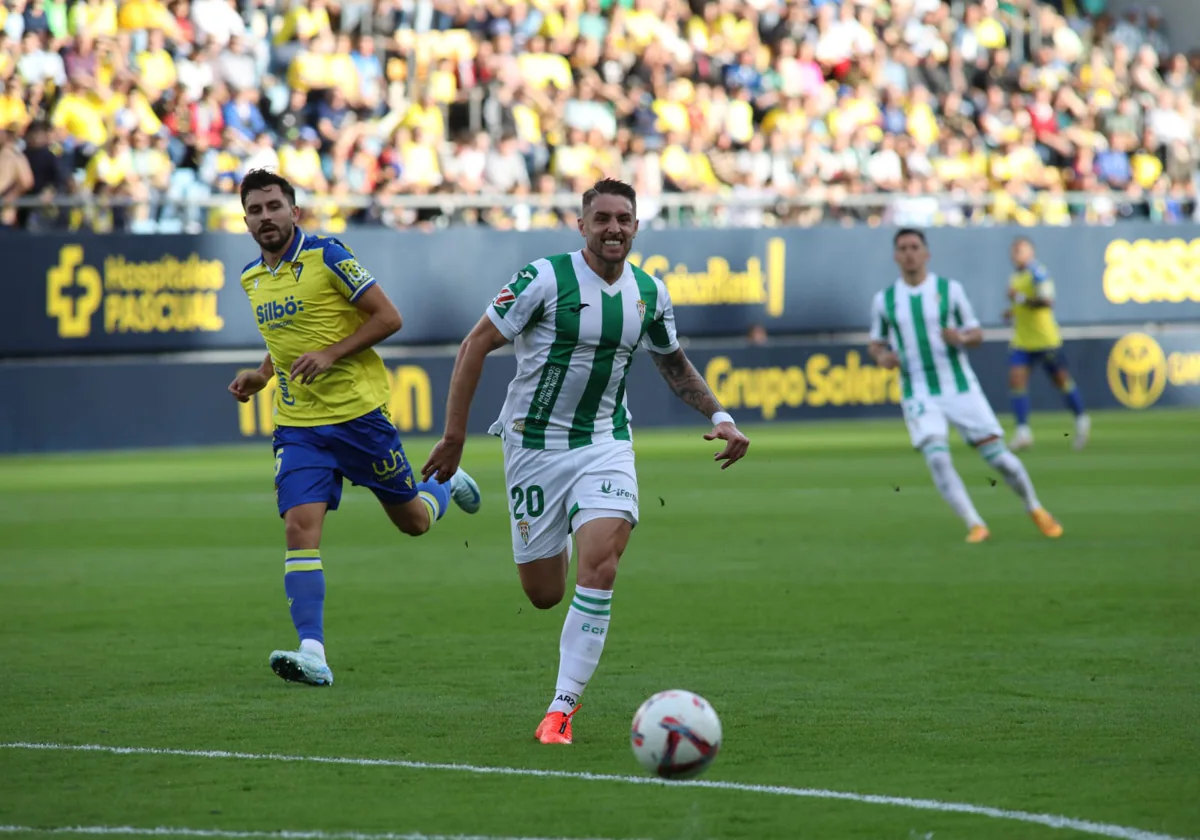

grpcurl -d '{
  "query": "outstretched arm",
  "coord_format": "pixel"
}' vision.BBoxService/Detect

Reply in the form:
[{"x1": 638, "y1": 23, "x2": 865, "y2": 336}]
[
  {"x1": 421, "y1": 315, "x2": 509, "y2": 482},
  {"x1": 651, "y1": 348, "x2": 749, "y2": 469},
  {"x1": 651, "y1": 348, "x2": 724, "y2": 419}
]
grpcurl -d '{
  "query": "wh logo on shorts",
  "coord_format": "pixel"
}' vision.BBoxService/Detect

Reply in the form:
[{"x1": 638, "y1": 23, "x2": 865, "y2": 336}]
[
  {"x1": 517, "y1": 519, "x2": 530, "y2": 545},
  {"x1": 372, "y1": 449, "x2": 407, "y2": 481}
]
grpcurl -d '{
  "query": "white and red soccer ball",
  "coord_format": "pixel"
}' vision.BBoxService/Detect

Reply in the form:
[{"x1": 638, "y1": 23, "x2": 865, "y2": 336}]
[{"x1": 630, "y1": 689, "x2": 722, "y2": 780}]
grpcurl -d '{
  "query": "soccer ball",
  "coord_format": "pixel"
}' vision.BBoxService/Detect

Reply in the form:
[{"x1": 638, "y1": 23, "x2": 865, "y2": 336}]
[{"x1": 630, "y1": 689, "x2": 722, "y2": 780}]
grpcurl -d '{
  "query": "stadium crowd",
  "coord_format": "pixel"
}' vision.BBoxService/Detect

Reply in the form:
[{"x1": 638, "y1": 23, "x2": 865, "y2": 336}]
[{"x1": 0, "y1": 0, "x2": 1198, "y2": 232}]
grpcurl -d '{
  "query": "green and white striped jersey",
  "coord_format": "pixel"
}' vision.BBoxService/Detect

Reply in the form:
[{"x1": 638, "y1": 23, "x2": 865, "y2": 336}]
[
  {"x1": 869, "y1": 272, "x2": 981, "y2": 400},
  {"x1": 485, "y1": 250, "x2": 679, "y2": 450}
]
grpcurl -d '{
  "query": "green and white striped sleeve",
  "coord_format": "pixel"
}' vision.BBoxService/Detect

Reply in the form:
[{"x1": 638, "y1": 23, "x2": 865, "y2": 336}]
[
  {"x1": 869, "y1": 290, "x2": 889, "y2": 342},
  {"x1": 486, "y1": 261, "x2": 549, "y2": 340},
  {"x1": 949, "y1": 280, "x2": 980, "y2": 330},
  {"x1": 644, "y1": 276, "x2": 680, "y2": 355}
]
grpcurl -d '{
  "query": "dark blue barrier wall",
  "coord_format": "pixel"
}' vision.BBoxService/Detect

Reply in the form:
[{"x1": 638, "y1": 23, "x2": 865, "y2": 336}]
[
  {"x1": 2, "y1": 331, "x2": 1196, "y2": 453},
  {"x1": 6, "y1": 224, "x2": 1200, "y2": 357}
]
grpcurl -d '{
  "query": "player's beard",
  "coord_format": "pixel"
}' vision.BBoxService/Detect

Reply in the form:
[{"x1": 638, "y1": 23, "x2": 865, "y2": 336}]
[
  {"x1": 255, "y1": 220, "x2": 293, "y2": 254},
  {"x1": 589, "y1": 235, "x2": 630, "y2": 270}
]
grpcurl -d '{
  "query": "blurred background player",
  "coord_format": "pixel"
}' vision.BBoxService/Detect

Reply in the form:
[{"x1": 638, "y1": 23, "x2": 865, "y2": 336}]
[
  {"x1": 422, "y1": 178, "x2": 750, "y2": 745},
  {"x1": 1005, "y1": 237, "x2": 1091, "y2": 451},
  {"x1": 228, "y1": 169, "x2": 482, "y2": 688},
  {"x1": 869, "y1": 229, "x2": 1063, "y2": 544}
]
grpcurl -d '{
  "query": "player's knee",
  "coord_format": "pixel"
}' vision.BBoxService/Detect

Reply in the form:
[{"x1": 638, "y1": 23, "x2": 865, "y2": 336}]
[
  {"x1": 578, "y1": 552, "x2": 620, "y2": 590},
  {"x1": 284, "y1": 517, "x2": 320, "y2": 549},
  {"x1": 975, "y1": 437, "x2": 1009, "y2": 467},
  {"x1": 526, "y1": 586, "x2": 565, "y2": 610},
  {"x1": 382, "y1": 499, "x2": 431, "y2": 536},
  {"x1": 1008, "y1": 368, "x2": 1027, "y2": 390},
  {"x1": 397, "y1": 516, "x2": 430, "y2": 537}
]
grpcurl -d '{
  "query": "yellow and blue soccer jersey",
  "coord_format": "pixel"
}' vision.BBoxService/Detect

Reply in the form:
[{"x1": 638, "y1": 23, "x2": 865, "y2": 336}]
[
  {"x1": 1009, "y1": 260, "x2": 1061, "y2": 351},
  {"x1": 240, "y1": 228, "x2": 391, "y2": 427}
]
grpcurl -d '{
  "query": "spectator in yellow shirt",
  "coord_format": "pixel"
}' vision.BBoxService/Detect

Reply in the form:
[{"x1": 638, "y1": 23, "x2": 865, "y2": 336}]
[
  {"x1": 71, "y1": 0, "x2": 118, "y2": 39},
  {"x1": 274, "y1": 0, "x2": 330, "y2": 46},
  {"x1": 51, "y1": 78, "x2": 108, "y2": 148},
  {"x1": 653, "y1": 81, "x2": 690, "y2": 137},
  {"x1": 288, "y1": 33, "x2": 336, "y2": 95},
  {"x1": 551, "y1": 127, "x2": 596, "y2": 182},
  {"x1": 1036, "y1": 178, "x2": 1072, "y2": 225},
  {"x1": 118, "y1": 0, "x2": 175, "y2": 35},
  {"x1": 1131, "y1": 131, "x2": 1165, "y2": 188},
  {"x1": 907, "y1": 86, "x2": 940, "y2": 147},
  {"x1": 516, "y1": 37, "x2": 573, "y2": 91},
  {"x1": 760, "y1": 95, "x2": 806, "y2": 138},
  {"x1": 136, "y1": 29, "x2": 176, "y2": 101},
  {"x1": 403, "y1": 90, "x2": 445, "y2": 142},
  {"x1": 85, "y1": 134, "x2": 132, "y2": 191},
  {"x1": 0, "y1": 78, "x2": 31, "y2": 132},
  {"x1": 278, "y1": 126, "x2": 328, "y2": 193},
  {"x1": 400, "y1": 127, "x2": 442, "y2": 188}
]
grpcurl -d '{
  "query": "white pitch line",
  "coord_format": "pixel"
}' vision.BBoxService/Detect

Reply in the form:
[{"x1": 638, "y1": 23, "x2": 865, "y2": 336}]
[
  {"x1": 0, "y1": 828, "x2": 632, "y2": 840},
  {"x1": 1, "y1": 742, "x2": 1192, "y2": 840}
]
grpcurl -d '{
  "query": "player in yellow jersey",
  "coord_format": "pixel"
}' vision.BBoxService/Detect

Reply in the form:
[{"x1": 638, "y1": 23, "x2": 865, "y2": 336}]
[
  {"x1": 1005, "y1": 237, "x2": 1090, "y2": 451},
  {"x1": 227, "y1": 170, "x2": 483, "y2": 688}
]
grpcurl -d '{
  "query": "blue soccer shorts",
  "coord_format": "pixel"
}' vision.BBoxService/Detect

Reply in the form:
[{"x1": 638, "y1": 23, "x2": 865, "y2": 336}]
[
  {"x1": 1009, "y1": 347, "x2": 1069, "y2": 374},
  {"x1": 272, "y1": 407, "x2": 418, "y2": 516}
]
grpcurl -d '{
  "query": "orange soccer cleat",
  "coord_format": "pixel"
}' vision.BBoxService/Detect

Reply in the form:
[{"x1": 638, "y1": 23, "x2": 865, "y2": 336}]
[
  {"x1": 534, "y1": 706, "x2": 580, "y2": 745},
  {"x1": 966, "y1": 525, "x2": 991, "y2": 544},
  {"x1": 1031, "y1": 508, "x2": 1064, "y2": 539}
]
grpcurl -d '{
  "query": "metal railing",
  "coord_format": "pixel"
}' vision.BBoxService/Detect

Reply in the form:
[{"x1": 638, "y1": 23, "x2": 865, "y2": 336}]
[{"x1": 5, "y1": 188, "x2": 1194, "y2": 229}]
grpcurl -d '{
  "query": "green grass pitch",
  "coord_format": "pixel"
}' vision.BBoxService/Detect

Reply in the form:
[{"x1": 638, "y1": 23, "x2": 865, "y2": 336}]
[{"x1": 1, "y1": 409, "x2": 1197, "y2": 840}]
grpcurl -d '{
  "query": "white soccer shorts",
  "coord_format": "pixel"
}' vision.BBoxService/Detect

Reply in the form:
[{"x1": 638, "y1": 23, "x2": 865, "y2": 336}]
[
  {"x1": 502, "y1": 439, "x2": 640, "y2": 563},
  {"x1": 902, "y1": 390, "x2": 1005, "y2": 449}
]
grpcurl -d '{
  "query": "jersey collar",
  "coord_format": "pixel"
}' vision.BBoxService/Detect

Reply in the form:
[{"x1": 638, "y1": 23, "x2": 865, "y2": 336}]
[
  {"x1": 573, "y1": 249, "x2": 632, "y2": 291},
  {"x1": 265, "y1": 227, "x2": 306, "y2": 276},
  {"x1": 898, "y1": 271, "x2": 936, "y2": 291}
]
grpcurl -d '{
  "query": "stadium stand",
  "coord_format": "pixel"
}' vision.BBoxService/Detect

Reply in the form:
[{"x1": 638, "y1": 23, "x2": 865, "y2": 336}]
[{"x1": 0, "y1": 0, "x2": 1197, "y2": 232}]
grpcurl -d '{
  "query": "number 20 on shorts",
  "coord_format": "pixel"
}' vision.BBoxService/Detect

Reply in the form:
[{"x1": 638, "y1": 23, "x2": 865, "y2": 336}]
[{"x1": 510, "y1": 484, "x2": 544, "y2": 519}]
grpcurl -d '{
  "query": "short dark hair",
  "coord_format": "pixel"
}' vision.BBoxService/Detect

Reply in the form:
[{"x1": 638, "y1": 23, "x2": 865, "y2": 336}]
[
  {"x1": 893, "y1": 227, "x2": 927, "y2": 247},
  {"x1": 240, "y1": 169, "x2": 296, "y2": 209},
  {"x1": 582, "y1": 178, "x2": 637, "y2": 217}
]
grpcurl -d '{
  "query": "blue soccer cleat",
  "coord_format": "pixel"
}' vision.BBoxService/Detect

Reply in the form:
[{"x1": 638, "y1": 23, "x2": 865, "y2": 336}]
[
  {"x1": 269, "y1": 649, "x2": 334, "y2": 686},
  {"x1": 450, "y1": 469, "x2": 482, "y2": 514}
]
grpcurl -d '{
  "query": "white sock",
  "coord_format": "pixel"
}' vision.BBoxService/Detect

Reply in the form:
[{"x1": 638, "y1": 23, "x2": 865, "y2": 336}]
[
  {"x1": 924, "y1": 444, "x2": 986, "y2": 528},
  {"x1": 299, "y1": 638, "x2": 326, "y2": 662},
  {"x1": 980, "y1": 441, "x2": 1041, "y2": 512},
  {"x1": 548, "y1": 585, "x2": 612, "y2": 714}
]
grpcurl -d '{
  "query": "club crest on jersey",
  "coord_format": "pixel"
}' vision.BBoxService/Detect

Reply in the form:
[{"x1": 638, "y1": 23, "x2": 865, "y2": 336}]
[
  {"x1": 292, "y1": 263, "x2": 304, "y2": 282},
  {"x1": 517, "y1": 519, "x2": 530, "y2": 545},
  {"x1": 637, "y1": 299, "x2": 646, "y2": 319}
]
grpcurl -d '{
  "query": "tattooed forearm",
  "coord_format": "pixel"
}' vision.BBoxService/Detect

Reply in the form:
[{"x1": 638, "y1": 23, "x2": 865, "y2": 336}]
[{"x1": 652, "y1": 349, "x2": 724, "y2": 418}]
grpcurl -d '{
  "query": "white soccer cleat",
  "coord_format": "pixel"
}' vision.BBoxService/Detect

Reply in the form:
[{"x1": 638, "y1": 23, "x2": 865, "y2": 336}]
[
  {"x1": 1073, "y1": 414, "x2": 1091, "y2": 451},
  {"x1": 1010, "y1": 425, "x2": 1034, "y2": 451},
  {"x1": 449, "y1": 469, "x2": 482, "y2": 514},
  {"x1": 269, "y1": 649, "x2": 334, "y2": 686}
]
